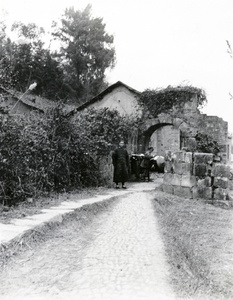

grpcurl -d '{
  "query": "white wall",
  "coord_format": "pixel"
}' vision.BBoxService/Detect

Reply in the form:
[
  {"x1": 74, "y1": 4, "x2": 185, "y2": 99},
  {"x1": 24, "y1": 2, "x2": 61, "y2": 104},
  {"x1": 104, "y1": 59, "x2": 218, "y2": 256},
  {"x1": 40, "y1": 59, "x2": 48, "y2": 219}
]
[{"x1": 89, "y1": 86, "x2": 141, "y2": 117}]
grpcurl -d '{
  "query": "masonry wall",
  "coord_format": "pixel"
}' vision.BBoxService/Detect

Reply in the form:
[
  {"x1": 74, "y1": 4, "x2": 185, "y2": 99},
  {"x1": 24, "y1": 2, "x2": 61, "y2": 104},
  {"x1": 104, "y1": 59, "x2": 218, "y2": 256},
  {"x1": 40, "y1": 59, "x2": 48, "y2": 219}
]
[
  {"x1": 162, "y1": 150, "x2": 233, "y2": 205},
  {"x1": 200, "y1": 114, "x2": 230, "y2": 163},
  {"x1": 150, "y1": 125, "x2": 180, "y2": 156}
]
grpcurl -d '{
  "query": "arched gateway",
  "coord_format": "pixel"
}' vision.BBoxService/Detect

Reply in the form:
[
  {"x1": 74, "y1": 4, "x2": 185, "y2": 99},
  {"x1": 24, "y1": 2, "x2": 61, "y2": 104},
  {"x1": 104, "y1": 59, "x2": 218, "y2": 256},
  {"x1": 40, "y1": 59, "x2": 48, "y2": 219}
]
[
  {"x1": 137, "y1": 114, "x2": 192, "y2": 156},
  {"x1": 76, "y1": 81, "x2": 231, "y2": 163}
]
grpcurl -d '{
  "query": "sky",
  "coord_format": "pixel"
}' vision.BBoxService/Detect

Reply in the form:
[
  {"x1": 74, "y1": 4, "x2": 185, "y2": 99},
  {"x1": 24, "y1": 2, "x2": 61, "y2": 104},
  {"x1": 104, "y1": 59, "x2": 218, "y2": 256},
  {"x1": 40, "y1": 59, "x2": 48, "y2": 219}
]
[{"x1": 1, "y1": 0, "x2": 233, "y2": 133}]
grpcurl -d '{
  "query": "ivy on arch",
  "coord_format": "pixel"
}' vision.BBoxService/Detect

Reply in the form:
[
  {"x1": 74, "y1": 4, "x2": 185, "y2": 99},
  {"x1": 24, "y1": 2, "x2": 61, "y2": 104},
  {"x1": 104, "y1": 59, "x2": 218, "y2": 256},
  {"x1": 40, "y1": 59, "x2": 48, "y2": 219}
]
[{"x1": 138, "y1": 85, "x2": 207, "y2": 118}]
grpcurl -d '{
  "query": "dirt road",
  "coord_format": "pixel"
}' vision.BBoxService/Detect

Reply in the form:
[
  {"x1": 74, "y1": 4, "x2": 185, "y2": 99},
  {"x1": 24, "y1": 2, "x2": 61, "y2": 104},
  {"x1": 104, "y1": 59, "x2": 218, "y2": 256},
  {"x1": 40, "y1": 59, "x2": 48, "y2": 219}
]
[{"x1": 0, "y1": 181, "x2": 176, "y2": 300}]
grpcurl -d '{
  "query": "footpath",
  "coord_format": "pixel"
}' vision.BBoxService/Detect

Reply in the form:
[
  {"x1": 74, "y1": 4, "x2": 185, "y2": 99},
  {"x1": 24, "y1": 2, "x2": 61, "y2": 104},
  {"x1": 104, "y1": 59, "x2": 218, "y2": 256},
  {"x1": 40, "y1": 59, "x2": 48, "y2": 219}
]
[
  {"x1": 0, "y1": 177, "x2": 177, "y2": 300},
  {"x1": 0, "y1": 182, "x2": 156, "y2": 247}
]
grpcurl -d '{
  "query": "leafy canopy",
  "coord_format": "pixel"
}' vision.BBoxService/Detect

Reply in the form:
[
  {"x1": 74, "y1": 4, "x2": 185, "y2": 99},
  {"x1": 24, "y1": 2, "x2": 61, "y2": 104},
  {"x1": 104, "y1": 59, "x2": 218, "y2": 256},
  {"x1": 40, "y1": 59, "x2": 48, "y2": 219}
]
[
  {"x1": 138, "y1": 85, "x2": 207, "y2": 117},
  {"x1": 0, "y1": 5, "x2": 116, "y2": 104},
  {"x1": 52, "y1": 4, "x2": 116, "y2": 103}
]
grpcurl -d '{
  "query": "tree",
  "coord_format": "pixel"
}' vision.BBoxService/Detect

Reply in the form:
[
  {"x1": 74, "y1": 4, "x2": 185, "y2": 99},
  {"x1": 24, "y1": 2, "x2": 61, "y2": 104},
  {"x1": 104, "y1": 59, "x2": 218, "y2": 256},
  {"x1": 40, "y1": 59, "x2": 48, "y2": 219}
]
[
  {"x1": 0, "y1": 21, "x2": 67, "y2": 100},
  {"x1": 0, "y1": 20, "x2": 14, "y2": 89},
  {"x1": 52, "y1": 5, "x2": 116, "y2": 103}
]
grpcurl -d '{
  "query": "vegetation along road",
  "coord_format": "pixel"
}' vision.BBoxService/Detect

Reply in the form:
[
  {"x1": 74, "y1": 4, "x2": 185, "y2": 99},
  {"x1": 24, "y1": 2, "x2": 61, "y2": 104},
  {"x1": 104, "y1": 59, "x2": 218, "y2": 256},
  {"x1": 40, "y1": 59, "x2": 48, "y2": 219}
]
[{"x1": 0, "y1": 177, "x2": 233, "y2": 300}]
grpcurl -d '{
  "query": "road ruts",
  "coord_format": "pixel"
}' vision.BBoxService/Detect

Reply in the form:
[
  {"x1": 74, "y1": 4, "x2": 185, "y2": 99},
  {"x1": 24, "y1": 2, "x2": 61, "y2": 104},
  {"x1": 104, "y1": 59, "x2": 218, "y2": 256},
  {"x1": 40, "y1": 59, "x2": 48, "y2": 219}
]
[{"x1": 0, "y1": 187, "x2": 176, "y2": 300}]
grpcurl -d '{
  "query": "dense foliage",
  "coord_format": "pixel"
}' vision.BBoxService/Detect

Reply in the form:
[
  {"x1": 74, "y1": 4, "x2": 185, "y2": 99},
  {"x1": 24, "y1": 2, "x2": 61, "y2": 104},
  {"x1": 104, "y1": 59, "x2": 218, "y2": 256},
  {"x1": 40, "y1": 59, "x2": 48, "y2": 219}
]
[
  {"x1": 0, "y1": 107, "x2": 137, "y2": 206},
  {"x1": 139, "y1": 85, "x2": 207, "y2": 117},
  {"x1": 195, "y1": 132, "x2": 220, "y2": 155},
  {"x1": 0, "y1": 5, "x2": 115, "y2": 104}
]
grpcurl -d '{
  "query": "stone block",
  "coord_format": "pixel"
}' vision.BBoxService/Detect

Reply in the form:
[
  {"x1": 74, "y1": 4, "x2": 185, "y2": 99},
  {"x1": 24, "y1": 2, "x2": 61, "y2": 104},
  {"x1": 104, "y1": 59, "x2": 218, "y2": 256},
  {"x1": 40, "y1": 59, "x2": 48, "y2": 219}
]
[
  {"x1": 164, "y1": 161, "x2": 173, "y2": 173},
  {"x1": 213, "y1": 155, "x2": 222, "y2": 163},
  {"x1": 173, "y1": 186, "x2": 192, "y2": 198},
  {"x1": 184, "y1": 152, "x2": 193, "y2": 163},
  {"x1": 193, "y1": 163, "x2": 207, "y2": 177},
  {"x1": 173, "y1": 151, "x2": 186, "y2": 163},
  {"x1": 197, "y1": 177, "x2": 212, "y2": 188},
  {"x1": 162, "y1": 184, "x2": 174, "y2": 194},
  {"x1": 173, "y1": 162, "x2": 192, "y2": 175},
  {"x1": 227, "y1": 190, "x2": 233, "y2": 201},
  {"x1": 192, "y1": 186, "x2": 212, "y2": 199},
  {"x1": 181, "y1": 175, "x2": 197, "y2": 188},
  {"x1": 214, "y1": 188, "x2": 228, "y2": 200},
  {"x1": 212, "y1": 164, "x2": 230, "y2": 178},
  {"x1": 194, "y1": 153, "x2": 213, "y2": 164},
  {"x1": 171, "y1": 174, "x2": 181, "y2": 186},
  {"x1": 163, "y1": 173, "x2": 173, "y2": 185},
  {"x1": 213, "y1": 177, "x2": 228, "y2": 189}
]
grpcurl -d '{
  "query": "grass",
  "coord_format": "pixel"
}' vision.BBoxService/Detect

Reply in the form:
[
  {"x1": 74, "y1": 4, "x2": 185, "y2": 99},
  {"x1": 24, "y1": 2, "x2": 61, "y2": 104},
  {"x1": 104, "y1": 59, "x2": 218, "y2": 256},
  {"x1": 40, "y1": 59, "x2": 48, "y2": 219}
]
[
  {"x1": 152, "y1": 188, "x2": 233, "y2": 300},
  {"x1": 0, "y1": 196, "x2": 118, "y2": 270},
  {"x1": 0, "y1": 187, "x2": 110, "y2": 224}
]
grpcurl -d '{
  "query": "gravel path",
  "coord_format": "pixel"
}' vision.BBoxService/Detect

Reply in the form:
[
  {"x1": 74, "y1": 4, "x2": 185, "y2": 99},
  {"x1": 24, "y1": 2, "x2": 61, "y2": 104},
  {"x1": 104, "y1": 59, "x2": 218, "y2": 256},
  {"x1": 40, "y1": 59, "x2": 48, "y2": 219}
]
[{"x1": 0, "y1": 183, "x2": 176, "y2": 300}]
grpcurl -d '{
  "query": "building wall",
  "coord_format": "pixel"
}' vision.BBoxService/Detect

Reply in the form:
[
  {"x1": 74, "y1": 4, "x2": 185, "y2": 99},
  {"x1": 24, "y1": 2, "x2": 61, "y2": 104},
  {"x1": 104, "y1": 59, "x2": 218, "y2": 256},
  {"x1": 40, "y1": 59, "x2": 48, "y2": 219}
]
[{"x1": 88, "y1": 86, "x2": 141, "y2": 116}]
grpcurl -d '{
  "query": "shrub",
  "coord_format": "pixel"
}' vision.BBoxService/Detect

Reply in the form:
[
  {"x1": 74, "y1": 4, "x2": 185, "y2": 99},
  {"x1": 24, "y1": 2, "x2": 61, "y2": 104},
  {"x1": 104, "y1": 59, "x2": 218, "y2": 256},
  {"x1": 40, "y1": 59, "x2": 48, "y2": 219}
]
[{"x1": 0, "y1": 106, "x2": 137, "y2": 205}]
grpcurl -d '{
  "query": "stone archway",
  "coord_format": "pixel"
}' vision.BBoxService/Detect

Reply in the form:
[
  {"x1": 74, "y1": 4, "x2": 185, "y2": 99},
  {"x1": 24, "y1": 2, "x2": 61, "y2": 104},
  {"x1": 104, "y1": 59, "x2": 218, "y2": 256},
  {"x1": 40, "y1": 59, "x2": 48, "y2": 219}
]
[
  {"x1": 143, "y1": 123, "x2": 180, "y2": 156},
  {"x1": 139, "y1": 114, "x2": 191, "y2": 155}
]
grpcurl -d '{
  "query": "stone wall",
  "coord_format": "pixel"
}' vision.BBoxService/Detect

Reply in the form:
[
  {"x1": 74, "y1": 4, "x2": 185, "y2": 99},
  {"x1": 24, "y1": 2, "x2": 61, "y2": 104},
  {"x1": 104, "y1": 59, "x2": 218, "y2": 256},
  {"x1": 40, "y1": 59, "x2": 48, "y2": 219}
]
[
  {"x1": 162, "y1": 150, "x2": 233, "y2": 205},
  {"x1": 200, "y1": 114, "x2": 230, "y2": 163},
  {"x1": 141, "y1": 99, "x2": 231, "y2": 163}
]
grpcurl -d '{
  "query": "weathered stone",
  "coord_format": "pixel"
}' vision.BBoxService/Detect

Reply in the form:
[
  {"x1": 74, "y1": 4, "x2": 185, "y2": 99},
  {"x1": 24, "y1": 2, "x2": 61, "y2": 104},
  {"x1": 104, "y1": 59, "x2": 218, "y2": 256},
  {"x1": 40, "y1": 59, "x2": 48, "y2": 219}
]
[
  {"x1": 173, "y1": 162, "x2": 192, "y2": 175},
  {"x1": 211, "y1": 200, "x2": 232, "y2": 208},
  {"x1": 214, "y1": 188, "x2": 228, "y2": 200},
  {"x1": 171, "y1": 174, "x2": 182, "y2": 186},
  {"x1": 181, "y1": 175, "x2": 196, "y2": 188},
  {"x1": 173, "y1": 186, "x2": 192, "y2": 198},
  {"x1": 172, "y1": 151, "x2": 186, "y2": 163},
  {"x1": 192, "y1": 186, "x2": 212, "y2": 199},
  {"x1": 184, "y1": 152, "x2": 193, "y2": 163},
  {"x1": 213, "y1": 177, "x2": 228, "y2": 189},
  {"x1": 162, "y1": 184, "x2": 174, "y2": 194},
  {"x1": 193, "y1": 163, "x2": 207, "y2": 177},
  {"x1": 213, "y1": 155, "x2": 222, "y2": 163},
  {"x1": 197, "y1": 177, "x2": 212, "y2": 188},
  {"x1": 164, "y1": 161, "x2": 173, "y2": 173},
  {"x1": 227, "y1": 190, "x2": 233, "y2": 201},
  {"x1": 194, "y1": 153, "x2": 213, "y2": 164},
  {"x1": 163, "y1": 173, "x2": 173, "y2": 185},
  {"x1": 212, "y1": 164, "x2": 230, "y2": 178}
]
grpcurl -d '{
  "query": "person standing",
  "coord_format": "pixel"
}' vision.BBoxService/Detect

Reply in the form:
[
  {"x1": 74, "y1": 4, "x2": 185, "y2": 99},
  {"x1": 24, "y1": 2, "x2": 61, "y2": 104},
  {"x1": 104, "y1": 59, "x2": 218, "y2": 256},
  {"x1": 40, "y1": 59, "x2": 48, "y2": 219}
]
[
  {"x1": 142, "y1": 147, "x2": 154, "y2": 181},
  {"x1": 112, "y1": 140, "x2": 130, "y2": 189}
]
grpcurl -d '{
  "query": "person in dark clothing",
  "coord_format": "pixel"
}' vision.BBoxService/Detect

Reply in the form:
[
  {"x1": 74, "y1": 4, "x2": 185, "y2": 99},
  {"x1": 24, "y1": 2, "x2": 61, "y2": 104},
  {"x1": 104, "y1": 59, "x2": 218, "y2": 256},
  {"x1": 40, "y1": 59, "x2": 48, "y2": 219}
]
[
  {"x1": 112, "y1": 140, "x2": 130, "y2": 189},
  {"x1": 141, "y1": 147, "x2": 154, "y2": 181}
]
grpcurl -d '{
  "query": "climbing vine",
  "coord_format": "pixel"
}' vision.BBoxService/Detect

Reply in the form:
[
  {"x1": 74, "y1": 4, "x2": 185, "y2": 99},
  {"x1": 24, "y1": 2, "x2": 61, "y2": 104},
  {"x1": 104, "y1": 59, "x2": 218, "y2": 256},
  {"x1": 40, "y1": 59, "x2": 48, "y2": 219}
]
[
  {"x1": 195, "y1": 132, "x2": 220, "y2": 155},
  {"x1": 138, "y1": 85, "x2": 207, "y2": 117}
]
